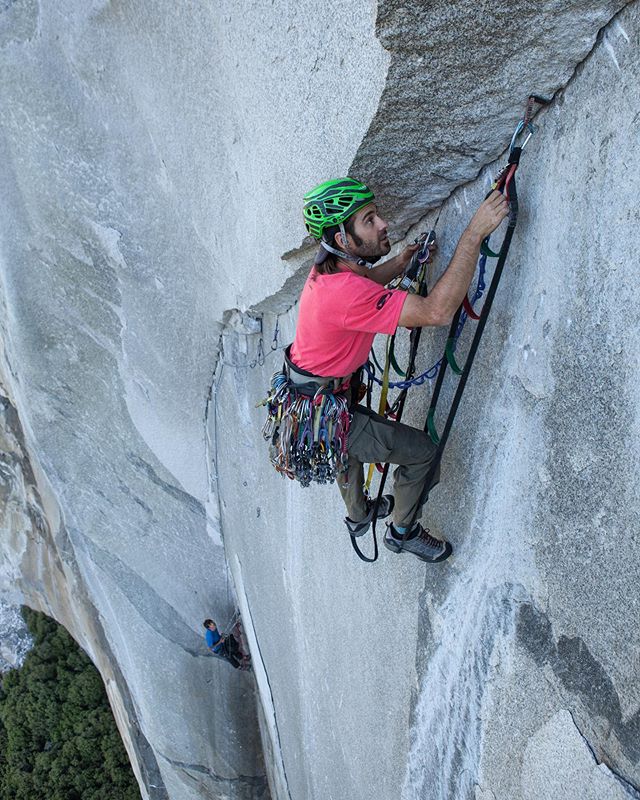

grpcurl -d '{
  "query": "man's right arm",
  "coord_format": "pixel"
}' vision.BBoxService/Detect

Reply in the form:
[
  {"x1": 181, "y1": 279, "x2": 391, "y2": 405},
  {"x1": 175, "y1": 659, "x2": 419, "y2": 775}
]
[{"x1": 397, "y1": 191, "x2": 509, "y2": 329}]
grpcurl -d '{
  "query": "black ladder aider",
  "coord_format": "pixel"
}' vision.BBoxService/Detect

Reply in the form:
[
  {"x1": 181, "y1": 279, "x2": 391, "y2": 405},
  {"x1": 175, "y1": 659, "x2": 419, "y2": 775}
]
[{"x1": 351, "y1": 95, "x2": 549, "y2": 563}]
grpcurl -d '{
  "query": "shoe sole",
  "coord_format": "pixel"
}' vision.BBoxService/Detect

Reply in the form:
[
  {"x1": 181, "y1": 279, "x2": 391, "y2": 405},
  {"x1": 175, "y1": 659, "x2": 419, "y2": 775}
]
[
  {"x1": 347, "y1": 496, "x2": 395, "y2": 537},
  {"x1": 383, "y1": 538, "x2": 453, "y2": 563}
]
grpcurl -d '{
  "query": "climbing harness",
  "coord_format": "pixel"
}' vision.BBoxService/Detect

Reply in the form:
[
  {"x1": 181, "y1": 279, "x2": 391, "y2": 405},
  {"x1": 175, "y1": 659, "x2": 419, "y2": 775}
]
[
  {"x1": 353, "y1": 94, "x2": 549, "y2": 563},
  {"x1": 259, "y1": 347, "x2": 352, "y2": 487},
  {"x1": 260, "y1": 176, "x2": 380, "y2": 485}
]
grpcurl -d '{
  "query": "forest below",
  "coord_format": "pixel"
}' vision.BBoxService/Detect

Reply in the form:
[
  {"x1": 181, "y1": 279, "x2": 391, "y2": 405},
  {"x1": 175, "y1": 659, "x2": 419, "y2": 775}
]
[{"x1": 0, "y1": 608, "x2": 139, "y2": 800}]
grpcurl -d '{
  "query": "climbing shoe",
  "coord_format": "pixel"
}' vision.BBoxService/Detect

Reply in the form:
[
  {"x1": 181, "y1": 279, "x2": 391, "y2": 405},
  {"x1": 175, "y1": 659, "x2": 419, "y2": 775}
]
[
  {"x1": 384, "y1": 522, "x2": 452, "y2": 563},
  {"x1": 344, "y1": 494, "x2": 394, "y2": 537}
]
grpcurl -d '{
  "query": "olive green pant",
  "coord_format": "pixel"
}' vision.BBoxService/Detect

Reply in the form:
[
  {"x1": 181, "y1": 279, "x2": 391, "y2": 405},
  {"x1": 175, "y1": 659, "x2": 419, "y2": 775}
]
[{"x1": 336, "y1": 406, "x2": 440, "y2": 527}]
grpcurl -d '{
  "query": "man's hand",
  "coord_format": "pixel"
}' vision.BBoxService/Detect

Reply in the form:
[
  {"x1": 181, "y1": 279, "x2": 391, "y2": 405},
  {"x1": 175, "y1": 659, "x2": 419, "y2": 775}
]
[
  {"x1": 370, "y1": 237, "x2": 439, "y2": 287},
  {"x1": 398, "y1": 193, "x2": 508, "y2": 329},
  {"x1": 397, "y1": 236, "x2": 438, "y2": 271},
  {"x1": 467, "y1": 190, "x2": 509, "y2": 241},
  {"x1": 397, "y1": 241, "x2": 420, "y2": 270}
]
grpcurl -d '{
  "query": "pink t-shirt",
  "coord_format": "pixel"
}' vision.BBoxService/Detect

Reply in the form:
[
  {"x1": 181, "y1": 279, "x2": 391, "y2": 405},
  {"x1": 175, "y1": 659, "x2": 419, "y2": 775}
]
[{"x1": 290, "y1": 266, "x2": 407, "y2": 378}]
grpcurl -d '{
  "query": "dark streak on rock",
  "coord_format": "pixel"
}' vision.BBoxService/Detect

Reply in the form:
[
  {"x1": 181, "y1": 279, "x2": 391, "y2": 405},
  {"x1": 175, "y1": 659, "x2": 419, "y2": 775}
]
[
  {"x1": 69, "y1": 530, "x2": 212, "y2": 659},
  {"x1": 517, "y1": 602, "x2": 640, "y2": 787},
  {"x1": 127, "y1": 453, "x2": 205, "y2": 520},
  {"x1": 158, "y1": 752, "x2": 269, "y2": 799},
  {"x1": 117, "y1": 478, "x2": 154, "y2": 517}
]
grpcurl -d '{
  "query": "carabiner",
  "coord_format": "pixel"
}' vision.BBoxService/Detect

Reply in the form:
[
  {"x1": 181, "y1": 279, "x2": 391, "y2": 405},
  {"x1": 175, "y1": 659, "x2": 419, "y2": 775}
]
[
  {"x1": 510, "y1": 95, "x2": 550, "y2": 153},
  {"x1": 509, "y1": 119, "x2": 535, "y2": 153}
]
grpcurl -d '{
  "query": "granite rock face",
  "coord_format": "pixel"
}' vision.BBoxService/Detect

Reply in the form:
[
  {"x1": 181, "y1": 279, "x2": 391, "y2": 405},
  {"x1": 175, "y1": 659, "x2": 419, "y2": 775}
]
[
  {"x1": 1, "y1": 1, "x2": 639, "y2": 799},
  {"x1": 0, "y1": 599, "x2": 31, "y2": 671}
]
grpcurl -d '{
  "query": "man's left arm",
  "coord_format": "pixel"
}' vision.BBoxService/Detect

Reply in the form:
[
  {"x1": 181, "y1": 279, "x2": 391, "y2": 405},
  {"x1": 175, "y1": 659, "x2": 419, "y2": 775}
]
[{"x1": 367, "y1": 242, "x2": 420, "y2": 286}]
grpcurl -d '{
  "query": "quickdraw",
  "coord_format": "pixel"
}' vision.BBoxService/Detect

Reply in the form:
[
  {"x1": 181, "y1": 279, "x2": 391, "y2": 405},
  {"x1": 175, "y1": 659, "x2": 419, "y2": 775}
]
[
  {"x1": 353, "y1": 94, "x2": 549, "y2": 563},
  {"x1": 260, "y1": 371, "x2": 351, "y2": 487}
]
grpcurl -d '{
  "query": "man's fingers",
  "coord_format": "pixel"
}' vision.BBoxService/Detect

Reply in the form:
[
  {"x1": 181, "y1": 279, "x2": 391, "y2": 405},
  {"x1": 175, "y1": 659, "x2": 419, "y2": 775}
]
[
  {"x1": 486, "y1": 192, "x2": 509, "y2": 222},
  {"x1": 486, "y1": 190, "x2": 506, "y2": 208},
  {"x1": 471, "y1": 190, "x2": 510, "y2": 237}
]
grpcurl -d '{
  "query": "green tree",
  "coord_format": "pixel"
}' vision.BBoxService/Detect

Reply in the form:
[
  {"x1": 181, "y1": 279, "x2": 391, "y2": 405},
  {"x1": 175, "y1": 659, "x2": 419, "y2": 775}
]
[{"x1": 0, "y1": 608, "x2": 140, "y2": 800}]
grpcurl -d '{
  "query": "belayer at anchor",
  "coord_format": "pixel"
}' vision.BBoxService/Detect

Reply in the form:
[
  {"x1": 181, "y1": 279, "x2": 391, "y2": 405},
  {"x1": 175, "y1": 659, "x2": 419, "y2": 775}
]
[
  {"x1": 204, "y1": 618, "x2": 251, "y2": 670},
  {"x1": 261, "y1": 176, "x2": 508, "y2": 563}
]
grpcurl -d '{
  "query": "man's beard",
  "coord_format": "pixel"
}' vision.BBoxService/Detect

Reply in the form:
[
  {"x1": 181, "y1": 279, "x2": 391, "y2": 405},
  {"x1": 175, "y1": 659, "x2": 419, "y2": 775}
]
[{"x1": 351, "y1": 233, "x2": 391, "y2": 263}]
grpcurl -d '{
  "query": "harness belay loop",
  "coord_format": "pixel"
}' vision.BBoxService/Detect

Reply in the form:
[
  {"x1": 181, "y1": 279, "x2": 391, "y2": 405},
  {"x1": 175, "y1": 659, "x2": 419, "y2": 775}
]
[{"x1": 261, "y1": 370, "x2": 351, "y2": 487}]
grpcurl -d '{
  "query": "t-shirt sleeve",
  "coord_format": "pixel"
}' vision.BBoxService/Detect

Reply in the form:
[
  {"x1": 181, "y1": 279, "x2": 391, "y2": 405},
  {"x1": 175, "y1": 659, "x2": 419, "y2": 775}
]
[{"x1": 341, "y1": 280, "x2": 407, "y2": 335}]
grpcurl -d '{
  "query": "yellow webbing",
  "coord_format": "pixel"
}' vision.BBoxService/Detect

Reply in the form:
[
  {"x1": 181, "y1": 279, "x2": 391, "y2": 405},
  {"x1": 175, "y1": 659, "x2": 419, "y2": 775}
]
[{"x1": 364, "y1": 335, "x2": 392, "y2": 492}]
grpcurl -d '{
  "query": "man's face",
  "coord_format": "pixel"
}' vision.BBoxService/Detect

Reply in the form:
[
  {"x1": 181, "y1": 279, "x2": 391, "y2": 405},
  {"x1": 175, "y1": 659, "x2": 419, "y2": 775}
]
[{"x1": 345, "y1": 203, "x2": 390, "y2": 261}]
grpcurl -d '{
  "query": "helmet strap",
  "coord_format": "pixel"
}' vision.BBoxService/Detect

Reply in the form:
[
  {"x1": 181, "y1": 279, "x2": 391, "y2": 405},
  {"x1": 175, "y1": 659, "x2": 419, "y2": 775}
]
[
  {"x1": 319, "y1": 240, "x2": 375, "y2": 271},
  {"x1": 338, "y1": 223, "x2": 350, "y2": 253},
  {"x1": 320, "y1": 223, "x2": 375, "y2": 270}
]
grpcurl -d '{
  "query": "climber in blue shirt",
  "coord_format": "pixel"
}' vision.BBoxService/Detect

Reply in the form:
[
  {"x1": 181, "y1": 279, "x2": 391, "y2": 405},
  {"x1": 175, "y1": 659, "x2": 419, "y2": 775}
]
[{"x1": 203, "y1": 619, "x2": 248, "y2": 669}]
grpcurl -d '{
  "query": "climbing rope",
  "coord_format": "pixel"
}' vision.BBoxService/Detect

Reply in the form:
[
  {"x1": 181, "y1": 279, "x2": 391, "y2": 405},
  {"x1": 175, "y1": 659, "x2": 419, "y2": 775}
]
[{"x1": 221, "y1": 609, "x2": 241, "y2": 638}]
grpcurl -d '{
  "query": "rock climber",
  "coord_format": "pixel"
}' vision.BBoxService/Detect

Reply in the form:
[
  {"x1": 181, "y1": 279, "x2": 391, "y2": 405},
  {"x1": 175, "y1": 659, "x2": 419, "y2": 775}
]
[
  {"x1": 203, "y1": 619, "x2": 249, "y2": 669},
  {"x1": 287, "y1": 177, "x2": 508, "y2": 563}
]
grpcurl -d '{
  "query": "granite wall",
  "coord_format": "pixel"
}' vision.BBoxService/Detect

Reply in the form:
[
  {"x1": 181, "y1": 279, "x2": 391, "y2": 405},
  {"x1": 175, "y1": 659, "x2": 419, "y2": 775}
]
[{"x1": 0, "y1": 1, "x2": 638, "y2": 799}]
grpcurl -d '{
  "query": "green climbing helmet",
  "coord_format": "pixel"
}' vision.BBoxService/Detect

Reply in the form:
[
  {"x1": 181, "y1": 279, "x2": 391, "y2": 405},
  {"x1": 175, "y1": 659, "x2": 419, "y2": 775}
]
[{"x1": 303, "y1": 177, "x2": 375, "y2": 240}]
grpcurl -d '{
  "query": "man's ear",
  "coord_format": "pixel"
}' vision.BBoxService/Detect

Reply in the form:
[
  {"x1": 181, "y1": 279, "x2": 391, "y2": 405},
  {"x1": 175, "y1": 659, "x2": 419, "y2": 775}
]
[{"x1": 336, "y1": 230, "x2": 347, "y2": 249}]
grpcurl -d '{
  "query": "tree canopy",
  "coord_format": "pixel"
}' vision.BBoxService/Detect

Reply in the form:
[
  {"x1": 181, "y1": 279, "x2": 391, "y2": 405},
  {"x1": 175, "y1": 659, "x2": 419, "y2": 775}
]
[{"x1": 0, "y1": 608, "x2": 140, "y2": 800}]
